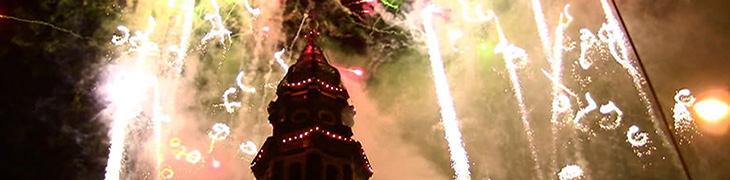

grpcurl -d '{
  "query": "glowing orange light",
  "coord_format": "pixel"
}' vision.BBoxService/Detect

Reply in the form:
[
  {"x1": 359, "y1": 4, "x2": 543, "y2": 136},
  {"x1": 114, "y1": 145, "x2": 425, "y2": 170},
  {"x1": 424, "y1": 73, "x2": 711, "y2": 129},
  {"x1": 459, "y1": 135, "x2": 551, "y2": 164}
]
[{"x1": 694, "y1": 98, "x2": 729, "y2": 123}]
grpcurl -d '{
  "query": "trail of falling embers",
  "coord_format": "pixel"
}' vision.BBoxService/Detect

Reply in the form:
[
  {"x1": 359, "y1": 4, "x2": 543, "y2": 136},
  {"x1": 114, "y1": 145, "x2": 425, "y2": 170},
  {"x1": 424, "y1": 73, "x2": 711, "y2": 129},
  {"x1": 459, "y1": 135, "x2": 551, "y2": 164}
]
[
  {"x1": 421, "y1": 5, "x2": 471, "y2": 180},
  {"x1": 494, "y1": 18, "x2": 542, "y2": 179}
]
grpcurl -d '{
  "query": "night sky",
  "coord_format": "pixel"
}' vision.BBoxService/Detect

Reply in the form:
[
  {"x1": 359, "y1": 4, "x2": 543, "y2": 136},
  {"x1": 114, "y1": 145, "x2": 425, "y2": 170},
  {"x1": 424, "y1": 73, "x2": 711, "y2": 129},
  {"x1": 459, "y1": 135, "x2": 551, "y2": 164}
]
[{"x1": 1, "y1": 0, "x2": 728, "y2": 179}]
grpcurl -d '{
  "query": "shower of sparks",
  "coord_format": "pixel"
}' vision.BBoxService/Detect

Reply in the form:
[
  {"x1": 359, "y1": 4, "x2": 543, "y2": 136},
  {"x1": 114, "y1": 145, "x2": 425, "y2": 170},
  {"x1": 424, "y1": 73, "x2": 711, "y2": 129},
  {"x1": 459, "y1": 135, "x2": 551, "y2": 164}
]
[
  {"x1": 239, "y1": 141, "x2": 258, "y2": 156},
  {"x1": 242, "y1": 0, "x2": 262, "y2": 16},
  {"x1": 598, "y1": 101, "x2": 623, "y2": 130},
  {"x1": 598, "y1": 0, "x2": 661, "y2": 127},
  {"x1": 672, "y1": 89, "x2": 699, "y2": 142},
  {"x1": 530, "y1": 0, "x2": 551, "y2": 56},
  {"x1": 577, "y1": 29, "x2": 598, "y2": 69},
  {"x1": 421, "y1": 5, "x2": 470, "y2": 179},
  {"x1": 626, "y1": 125, "x2": 654, "y2": 157},
  {"x1": 274, "y1": 48, "x2": 289, "y2": 72},
  {"x1": 548, "y1": 4, "x2": 573, "y2": 125},
  {"x1": 572, "y1": 92, "x2": 597, "y2": 132},
  {"x1": 557, "y1": 164, "x2": 583, "y2": 180},
  {"x1": 222, "y1": 87, "x2": 242, "y2": 113},
  {"x1": 103, "y1": 17, "x2": 159, "y2": 180},
  {"x1": 201, "y1": 0, "x2": 232, "y2": 45},
  {"x1": 494, "y1": 18, "x2": 542, "y2": 178},
  {"x1": 236, "y1": 71, "x2": 257, "y2": 93}
]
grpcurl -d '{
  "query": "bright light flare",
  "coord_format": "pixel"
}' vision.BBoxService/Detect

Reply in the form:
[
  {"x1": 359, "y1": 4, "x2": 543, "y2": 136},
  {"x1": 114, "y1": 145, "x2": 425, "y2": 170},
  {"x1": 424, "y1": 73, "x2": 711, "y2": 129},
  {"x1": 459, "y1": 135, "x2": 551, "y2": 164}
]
[
  {"x1": 347, "y1": 66, "x2": 365, "y2": 77},
  {"x1": 694, "y1": 98, "x2": 729, "y2": 123}
]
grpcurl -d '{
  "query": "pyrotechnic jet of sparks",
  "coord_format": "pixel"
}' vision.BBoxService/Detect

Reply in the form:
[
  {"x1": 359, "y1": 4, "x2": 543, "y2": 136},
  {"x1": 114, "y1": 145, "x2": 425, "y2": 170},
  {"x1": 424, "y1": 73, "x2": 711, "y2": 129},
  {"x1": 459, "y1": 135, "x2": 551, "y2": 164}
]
[
  {"x1": 530, "y1": 0, "x2": 551, "y2": 56},
  {"x1": 421, "y1": 5, "x2": 470, "y2": 180},
  {"x1": 598, "y1": 0, "x2": 660, "y2": 125},
  {"x1": 274, "y1": 48, "x2": 289, "y2": 72},
  {"x1": 201, "y1": 0, "x2": 232, "y2": 45},
  {"x1": 104, "y1": 17, "x2": 159, "y2": 180},
  {"x1": 171, "y1": 0, "x2": 195, "y2": 75},
  {"x1": 549, "y1": 4, "x2": 573, "y2": 124},
  {"x1": 598, "y1": 101, "x2": 623, "y2": 130},
  {"x1": 572, "y1": 92, "x2": 597, "y2": 132},
  {"x1": 494, "y1": 18, "x2": 542, "y2": 179}
]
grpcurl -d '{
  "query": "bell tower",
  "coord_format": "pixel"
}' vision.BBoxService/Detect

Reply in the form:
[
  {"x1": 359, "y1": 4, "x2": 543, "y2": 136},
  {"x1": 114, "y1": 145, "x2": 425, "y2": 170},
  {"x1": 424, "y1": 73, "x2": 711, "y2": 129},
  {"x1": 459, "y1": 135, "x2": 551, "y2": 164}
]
[{"x1": 251, "y1": 31, "x2": 373, "y2": 180}]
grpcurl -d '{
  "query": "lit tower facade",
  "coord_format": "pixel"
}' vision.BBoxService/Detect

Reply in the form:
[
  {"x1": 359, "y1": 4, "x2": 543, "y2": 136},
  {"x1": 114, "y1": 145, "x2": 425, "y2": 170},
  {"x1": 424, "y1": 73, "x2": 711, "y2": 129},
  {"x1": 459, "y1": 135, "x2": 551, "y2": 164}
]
[{"x1": 251, "y1": 32, "x2": 373, "y2": 180}]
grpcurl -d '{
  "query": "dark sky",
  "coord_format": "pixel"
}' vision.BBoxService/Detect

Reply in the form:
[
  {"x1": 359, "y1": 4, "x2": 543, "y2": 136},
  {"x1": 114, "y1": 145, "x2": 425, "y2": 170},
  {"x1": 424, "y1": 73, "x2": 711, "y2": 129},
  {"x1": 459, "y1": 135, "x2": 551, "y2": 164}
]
[{"x1": 0, "y1": 0, "x2": 728, "y2": 179}]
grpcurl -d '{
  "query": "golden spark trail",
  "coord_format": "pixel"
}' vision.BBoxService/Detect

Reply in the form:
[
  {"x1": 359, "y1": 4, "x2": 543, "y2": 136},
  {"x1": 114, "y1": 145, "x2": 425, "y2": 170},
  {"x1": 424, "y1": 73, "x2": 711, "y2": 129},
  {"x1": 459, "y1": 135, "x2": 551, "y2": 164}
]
[
  {"x1": 494, "y1": 18, "x2": 542, "y2": 179},
  {"x1": 0, "y1": 14, "x2": 85, "y2": 39},
  {"x1": 421, "y1": 5, "x2": 471, "y2": 180}
]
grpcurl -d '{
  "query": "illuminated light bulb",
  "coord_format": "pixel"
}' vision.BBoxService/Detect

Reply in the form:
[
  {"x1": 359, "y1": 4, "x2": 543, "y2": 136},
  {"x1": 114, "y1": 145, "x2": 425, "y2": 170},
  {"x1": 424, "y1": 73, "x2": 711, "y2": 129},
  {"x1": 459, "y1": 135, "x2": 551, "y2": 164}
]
[{"x1": 694, "y1": 98, "x2": 729, "y2": 123}]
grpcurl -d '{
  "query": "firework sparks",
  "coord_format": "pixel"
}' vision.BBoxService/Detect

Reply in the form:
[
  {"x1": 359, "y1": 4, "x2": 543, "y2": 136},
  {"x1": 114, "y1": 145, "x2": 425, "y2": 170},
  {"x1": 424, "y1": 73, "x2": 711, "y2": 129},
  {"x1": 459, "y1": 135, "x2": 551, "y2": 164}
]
[
  {"x1": 672, "y1": 89, "x2": 699, "y2": 142},
  {"x1": 222, "y1": 87, "x2": 242, "y2": 113},
  {"x1": 494, "y1": 18, "x2": 542, "y2": 178},
  {"x1": 557, "y1": 164, "x2": 583, "y2": 180},
  {"x1": 598, "y1": 101, "x2": 623, "y2": 130},
  {"x1": 201, "y1": 0, "x2": 232, "y2": 45},
  {"x1": 626, "y1": 125, "x2": 654, "y2": 157},
  {"x1": 236, "y1": 71, "x2": 257, "y2": 93},
  {"x1": 239, "y1": 141, "x2": 258, "y2": 156},
  {"x1": 573, "y1": 93, "x2": 597, "y2": 132},
  {"x1": 421, "y1": 5, "x2": 470, "y2": 179},
  {"x1": 208, "y1": 123, "x2": 231, "y2": 153},
  {"x1": 577, "y1": 29, "x2": 598, "y2": 69}
]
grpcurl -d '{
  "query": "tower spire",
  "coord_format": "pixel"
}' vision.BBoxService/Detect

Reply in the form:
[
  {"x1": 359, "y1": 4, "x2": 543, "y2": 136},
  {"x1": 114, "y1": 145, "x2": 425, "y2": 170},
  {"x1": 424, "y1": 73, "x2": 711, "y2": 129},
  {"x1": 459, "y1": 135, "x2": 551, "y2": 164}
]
[{"x1": 251, "y1": 9, "x2": 373, "y2": 179}]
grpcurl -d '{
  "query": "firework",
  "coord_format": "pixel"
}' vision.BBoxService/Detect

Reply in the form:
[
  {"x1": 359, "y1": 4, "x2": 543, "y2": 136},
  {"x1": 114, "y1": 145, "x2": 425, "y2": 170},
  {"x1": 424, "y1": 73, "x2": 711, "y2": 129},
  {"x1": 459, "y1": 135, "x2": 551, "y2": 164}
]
[{"x1": 421, "y1": 5, "x2": 470, "y2": 179}]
